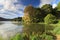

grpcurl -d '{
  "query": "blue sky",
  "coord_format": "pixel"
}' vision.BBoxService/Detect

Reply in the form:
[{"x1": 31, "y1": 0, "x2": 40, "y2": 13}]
[{"x1": 0, "y1": 0, "x2": 60, "y2": 19}]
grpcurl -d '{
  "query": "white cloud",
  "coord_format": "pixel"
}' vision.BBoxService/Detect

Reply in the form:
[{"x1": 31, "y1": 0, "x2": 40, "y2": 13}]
[
  {"x1": 40, "y1": 0, "x2": 53, "y2": 7},
  {"x1": 0, "y1": 0, "x2": 57, "y2": 19},
  {"x1": 1, "y1": 0, "x2": 17, "y2": 11},
  {"x1": 0, "y1": 0, "x2": 24, "y2": 18},
  {"x1": 0, "y1": 13, "x2": 18, "y2": 19},
  {"x1": 39, "y1": 0, "x2": 58, "y2": 8},
  {"x1": 52, "y1": 4, "x2": 57, "y2": 8}
]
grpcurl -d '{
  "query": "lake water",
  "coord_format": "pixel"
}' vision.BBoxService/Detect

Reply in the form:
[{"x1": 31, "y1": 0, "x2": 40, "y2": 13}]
[
  {"x1": 0, "y1": 21, "x2": 23, "y2": 38},
  {"x1": 0, "y1": 21, "x2": 59, "y2": 40}
]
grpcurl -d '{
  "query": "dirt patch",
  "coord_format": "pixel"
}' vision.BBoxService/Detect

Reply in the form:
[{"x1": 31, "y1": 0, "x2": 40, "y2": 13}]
[{"x1": 56, "y1": 35, "x2": 60, "y2": 40}]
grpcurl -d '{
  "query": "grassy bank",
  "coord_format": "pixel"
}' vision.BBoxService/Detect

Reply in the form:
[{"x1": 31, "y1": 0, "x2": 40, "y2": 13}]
[{"x1": 10, "y1": 33, "x2": 56, "y2": 40}]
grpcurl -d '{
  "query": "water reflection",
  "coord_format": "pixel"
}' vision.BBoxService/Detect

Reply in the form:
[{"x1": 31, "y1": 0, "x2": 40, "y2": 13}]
[
  {"x1": 0, "y1": 21, "x2": 23, "y2": 38},
  {"x1": 23, "y1": 24, "x2": 56, "y2": 40},
  {"x1": 0, "y1": 21, "x2": 4, "y2": 25},
  {"x1": 12, "y1": 21, "x2": 22, "y2": 25},
  {"x1": 0, "y1": 21, "x2": 57, "y2": 40},
  {"x1": 23, "y1": 24, "x2": 55, "y2": 34},
  {"x1": 23, "y1": 24, "x2": 45, "y2": 34}
]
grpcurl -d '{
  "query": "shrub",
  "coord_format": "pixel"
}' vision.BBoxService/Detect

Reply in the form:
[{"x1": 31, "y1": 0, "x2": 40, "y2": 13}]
[
  {"x1": 45, "y1": 35, "x2": 54, "y2": 40},
  {"x1": 10, "y1": 33, "x2": 23, "y2": 40},
  {"x1": 44, "y1": 14, "x2": 56, "y2": 24}
]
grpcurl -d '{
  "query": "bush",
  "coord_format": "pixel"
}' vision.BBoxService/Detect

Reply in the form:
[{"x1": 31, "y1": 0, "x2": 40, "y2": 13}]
[
  {"x1": 45, "y1": 35, "x2": 54, "y2": 40},
  {"x1": 10, "y1": 33, "x2": 23, "y2": 40},
  {"x1": 9, "y1": 32, "x2": 56, "y2": 40},
  {"x1": 44, "y1": 14, "x2": 56, "y2": 24}
]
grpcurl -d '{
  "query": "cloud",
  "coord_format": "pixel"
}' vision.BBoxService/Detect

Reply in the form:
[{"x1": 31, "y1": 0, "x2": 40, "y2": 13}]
[
  {"x1": 0, "y1": 0, "x2": 24, "y2": 19},
  {"x1": 0, "y1": 0, "x2": 59, "y2": 19},
  {"x1": 39, "y1": 0, "x2": 53, "y2": 7},
  {"x1": 52, "y1": 4, "x2": 57, "y2": 8},
  {"x1": 39, "y1": 0, "x2": 60, "y2": 8},
  {"x1": 0, "y1": 13, "x2": 19, "y2": 19},
  {"x1": 0, "y1": 13, "x2": 15, "y2": 19}
]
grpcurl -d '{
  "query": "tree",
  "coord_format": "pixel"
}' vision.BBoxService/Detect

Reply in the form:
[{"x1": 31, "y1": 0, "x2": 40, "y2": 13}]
[
  {"x1": 57, "y1": 2, "x2": 60, "y2": 11},
  {"x1": 12, "y1": 17, "x2": 22, "y2": 21},
  {"x1": 22, "y1": 5, "x2": 43, "y2": 24},
  {"x1": 44, "y1": 14, "x2": 56, "y2": 24},
  {"x1": 53, "y1": 2, "x2": 60, "y2": 18},
  {"x1": 41, "y1": 4, "x2": 53, "y2": 15},
  {"x1": 22, "y1": 5, "x2": 34, "y2": 23}
]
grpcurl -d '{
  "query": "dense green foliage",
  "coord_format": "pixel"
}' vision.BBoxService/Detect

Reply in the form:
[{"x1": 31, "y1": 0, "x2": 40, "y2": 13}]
[
  {"x1": 10, "y1": 33, "x2": 23, "y2": 40},
  {"x1": 11, "y1": 33, "x2": 54, "y2": 40},
  {"x1": 10, "y1": 33, "x2": 55, "y2": 40},
  {"x1": 52, "y1": 2, "x2": 60, "y2": 18},
  {"x1": 57, "y1": 2, "x2": 60, "y2": 11},
  {"x1": 44, "y1": 14, "x2": 56, "y2": 24},
  {"x1": 22, "y1": 2, "x2": 60, "y2": 24},
  {"x1": 23, "y1": 5, "x2": 44, "y2": 23},
  {"x1": 41, "y1": 4, "x2": 52, "y2": 14}
]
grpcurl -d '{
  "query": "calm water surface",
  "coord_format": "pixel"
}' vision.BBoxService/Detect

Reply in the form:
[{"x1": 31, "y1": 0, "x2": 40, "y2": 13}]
[
  {"x1": 0, "y1": 21, "x2": 23, "y2": 38},
  {"x1": 0, "y1": 21, "x2": 58, "y2": 40}
]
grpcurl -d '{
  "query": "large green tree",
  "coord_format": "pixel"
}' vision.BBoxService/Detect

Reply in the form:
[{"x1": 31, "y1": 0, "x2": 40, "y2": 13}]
[
  {"x1": 41, "y1": 4, "x2": 53, "y2": 15},
  {"x1": 53, "y1": 2, "x2": 60, "y2": 18},
  {"x1": 22, "y1": 5, "x2": 43, "y2": 23},
  {"x1": 57, "y1": 2, "x2": 60, "y2": 11},
  {"x1": 22, "y1": 5, "x2": 35, "y2": 23}
]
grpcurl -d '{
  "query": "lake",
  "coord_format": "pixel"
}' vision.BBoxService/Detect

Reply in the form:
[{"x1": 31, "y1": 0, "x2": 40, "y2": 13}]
[
  {"x1": 0, "y1": 21, "x2": 59, "y2": 40},
  {"x1": 0, "y1": 21, "x2": 23, "y2": 38}
]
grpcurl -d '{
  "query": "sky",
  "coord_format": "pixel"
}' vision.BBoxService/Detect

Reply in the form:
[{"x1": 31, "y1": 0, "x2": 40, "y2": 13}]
[{"x1": 0, "y1": 0, "x2": 60, "y2": 19}]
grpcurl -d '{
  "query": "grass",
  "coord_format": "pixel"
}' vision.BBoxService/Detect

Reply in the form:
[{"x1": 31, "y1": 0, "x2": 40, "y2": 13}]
[
  {"x1": 10, "y1": 33, "x2": 55, "y2": 40},
  {"x1": 0, "y1": 32, "x2": 55, "y2": 40}
]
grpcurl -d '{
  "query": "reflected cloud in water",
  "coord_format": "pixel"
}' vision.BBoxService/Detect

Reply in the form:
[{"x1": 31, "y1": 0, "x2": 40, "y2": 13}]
[{"x1": 0, "y1": 21, "x2": 23, "y2": 38}]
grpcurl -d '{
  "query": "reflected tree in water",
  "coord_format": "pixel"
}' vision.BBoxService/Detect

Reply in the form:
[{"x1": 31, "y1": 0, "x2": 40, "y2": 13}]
[{"x1": 23, "y1": 24, "x2": 57, "y2": 40}]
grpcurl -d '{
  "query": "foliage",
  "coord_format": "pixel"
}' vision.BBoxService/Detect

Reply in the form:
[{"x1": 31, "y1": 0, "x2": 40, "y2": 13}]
[
  {"x1": 10, "y1": 33, "x2": 23, "y2": 40},
  {"x1": 22, "y1": 5, "x2": 44, "y2": 24},
  {"x1": 41, "y1": 4, "x2": 52, "y2": 14},
  {"x1": 14, "y1": 2, "x2": 60, "y2": 24},
  {"x1": 9, "y1": 32, "x2": 55, "y2": 40},
  {"x1": 53, "y1": 26, "x2": 60, "y2": 34},
  {"x1": 0, "y1": 36, "x2": 3, "y2": 40},
  {"x1": 51, "y1": 20, "x2": 60, "y2": 34},
  {"x1": 44, "y1": 14, "x2": 56, "y2": 24},
  {"x1": 22, "y1": 2, "x2": 60, "y2": 24},
  {"x1": 12, "y1": 17, "x2": 22, "y2": 21},
  {"x1": 45, "y1": 34, "x2": 54, "y2": 40},
  {"x1": 57, "y1": 2, "x2": 60, "y2": 11}
]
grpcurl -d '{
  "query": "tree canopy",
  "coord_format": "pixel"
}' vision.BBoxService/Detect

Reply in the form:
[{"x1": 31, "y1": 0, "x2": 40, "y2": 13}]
[
  {"x1": 22, "y1": 2, "x2": 60, "y2": 24},
  {"x1": 41, "y1": 4, "x2": 52, "y2": 14},
  {"x1": 57, "y1": 2, "x2": 60, "y2": 11}
]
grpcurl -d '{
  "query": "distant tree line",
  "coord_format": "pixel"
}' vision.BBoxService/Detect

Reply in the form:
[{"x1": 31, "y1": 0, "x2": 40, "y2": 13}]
[
  {"x1": 12, "y1": 17, "x2": 22, "y2": 21},
  {"x1": 22, "y1": 2, "x2": 60, "y2": 24}
]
